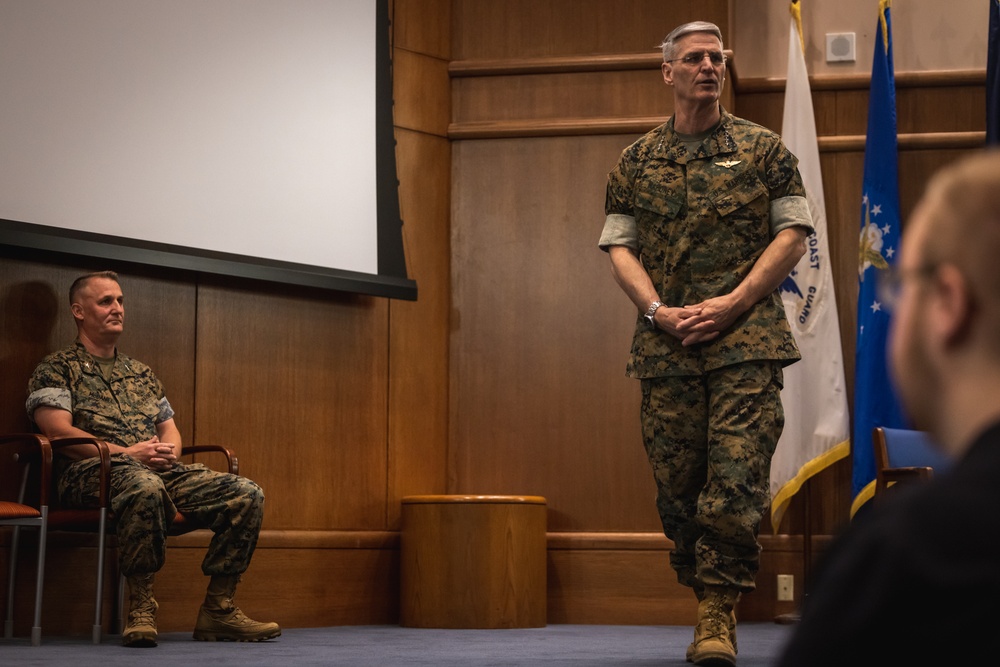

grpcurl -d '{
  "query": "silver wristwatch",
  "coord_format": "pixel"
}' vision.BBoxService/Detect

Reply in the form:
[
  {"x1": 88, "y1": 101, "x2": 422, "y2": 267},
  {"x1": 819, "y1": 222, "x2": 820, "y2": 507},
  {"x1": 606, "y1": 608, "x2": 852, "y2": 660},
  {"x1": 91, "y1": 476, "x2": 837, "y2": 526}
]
[{"x1": 643, "y1": 301, "x2": 664, "y2": 328}]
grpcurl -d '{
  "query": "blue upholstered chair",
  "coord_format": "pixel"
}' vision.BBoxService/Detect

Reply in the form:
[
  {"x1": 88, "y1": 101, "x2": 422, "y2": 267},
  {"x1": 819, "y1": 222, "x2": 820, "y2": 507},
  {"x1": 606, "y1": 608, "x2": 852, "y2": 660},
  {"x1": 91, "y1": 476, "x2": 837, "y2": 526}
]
[{"x1": 873, "y1": 426, "x2": 954, "y2": 501}]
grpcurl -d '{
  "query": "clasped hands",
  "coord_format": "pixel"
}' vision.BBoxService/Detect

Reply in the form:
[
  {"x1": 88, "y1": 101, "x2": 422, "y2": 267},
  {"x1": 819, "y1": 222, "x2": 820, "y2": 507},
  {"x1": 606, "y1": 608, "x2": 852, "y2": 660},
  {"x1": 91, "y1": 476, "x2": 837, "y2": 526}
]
[
  {"x1": 128, "y1": 436, "x2": 177, "y2": 471},
  {"x1": 654, "y1": 295, "x2": 740, "y2": 347}
]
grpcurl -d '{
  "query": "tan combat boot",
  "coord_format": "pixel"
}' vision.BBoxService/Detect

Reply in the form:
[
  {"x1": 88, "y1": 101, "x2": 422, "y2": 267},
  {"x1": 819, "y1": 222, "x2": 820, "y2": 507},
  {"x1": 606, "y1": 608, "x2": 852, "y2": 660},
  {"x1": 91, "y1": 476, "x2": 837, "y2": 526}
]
[
  {"x1": 690, "y1": 587, "x2": 740, "y2": 666},
  {"x1": 193, "y1": 574, "x2": 281, "y2": 642},
  {"x1": 686, "y1": 588, "x2": 738, "y2": 662},
  {"x1": 122, "y1": 573, "x2": 158, "y2": 648}
]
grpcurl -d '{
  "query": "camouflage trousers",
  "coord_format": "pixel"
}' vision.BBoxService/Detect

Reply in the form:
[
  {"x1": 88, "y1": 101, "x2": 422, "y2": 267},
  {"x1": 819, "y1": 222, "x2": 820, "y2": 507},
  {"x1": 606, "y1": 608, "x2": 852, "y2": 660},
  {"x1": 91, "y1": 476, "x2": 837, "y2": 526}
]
[
  {"x1": 58, "y1": 454, "x2": 265, "y2": 578},
  {"x1": 640, "y1": 361, "x2": 784, "y2": 594}
]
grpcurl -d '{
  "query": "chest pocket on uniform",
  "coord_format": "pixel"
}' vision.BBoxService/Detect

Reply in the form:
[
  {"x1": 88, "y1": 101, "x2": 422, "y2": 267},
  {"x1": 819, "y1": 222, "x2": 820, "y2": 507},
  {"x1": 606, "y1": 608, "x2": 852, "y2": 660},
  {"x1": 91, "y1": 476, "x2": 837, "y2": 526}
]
[
  {"x1": 710, "y1": 166, "x2": 767, "y2": 217},
  {"x1": 709, "y1": 166, "x2": 769, "y2": 251},
  {"x1": 634, "y1": 181, "x2": 683, "y2": 220}
]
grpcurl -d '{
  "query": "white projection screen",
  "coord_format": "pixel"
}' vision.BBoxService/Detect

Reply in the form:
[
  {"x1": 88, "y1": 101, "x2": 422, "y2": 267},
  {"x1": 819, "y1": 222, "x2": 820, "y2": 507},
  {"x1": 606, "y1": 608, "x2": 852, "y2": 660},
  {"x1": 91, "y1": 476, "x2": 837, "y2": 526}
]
[{"x1": 0, "y1": 0, "x2": 415, "y2": 300}]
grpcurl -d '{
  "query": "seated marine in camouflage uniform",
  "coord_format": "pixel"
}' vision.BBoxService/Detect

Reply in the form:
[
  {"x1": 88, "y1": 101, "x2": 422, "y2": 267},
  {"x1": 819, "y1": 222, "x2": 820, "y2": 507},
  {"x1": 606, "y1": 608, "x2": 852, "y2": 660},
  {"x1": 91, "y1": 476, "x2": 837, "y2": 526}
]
[{"x1": 26, "y1": 270, "x2": 280, "y2": 647}]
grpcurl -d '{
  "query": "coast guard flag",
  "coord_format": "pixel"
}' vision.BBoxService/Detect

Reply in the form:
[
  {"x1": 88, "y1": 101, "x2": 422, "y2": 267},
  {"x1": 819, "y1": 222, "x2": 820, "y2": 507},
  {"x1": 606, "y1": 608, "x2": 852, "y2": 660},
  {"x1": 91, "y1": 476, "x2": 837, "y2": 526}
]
[
  {"x1": 989, "y1": 0, "x2": 1000, "y2": 143},
  {"x1": 770, "y1": 0, "x2": 850, "y2": 531},
  {"x1": 851, "y1": 0, "x2": 908, "y2": 515}
]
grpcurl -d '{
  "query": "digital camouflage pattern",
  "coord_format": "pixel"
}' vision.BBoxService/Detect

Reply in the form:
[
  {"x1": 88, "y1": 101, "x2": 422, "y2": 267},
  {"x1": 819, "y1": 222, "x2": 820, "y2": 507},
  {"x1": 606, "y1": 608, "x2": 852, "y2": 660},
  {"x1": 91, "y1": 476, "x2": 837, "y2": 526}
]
[
  {"x1": 59, "y1": 456, "x2": 264, "y2": 577},
  {"x1": 605, "y1": 109, "x2": 807, "y2": 378},
  {"x1": 26, "y1": 341, "x2": 172, "y2": 446},
  {"x1": 26, "y1": 340, "x2": 264, "y2": 577},
  {"x1": 640, "y1": 361, "x2": 784, "y2": 593}
]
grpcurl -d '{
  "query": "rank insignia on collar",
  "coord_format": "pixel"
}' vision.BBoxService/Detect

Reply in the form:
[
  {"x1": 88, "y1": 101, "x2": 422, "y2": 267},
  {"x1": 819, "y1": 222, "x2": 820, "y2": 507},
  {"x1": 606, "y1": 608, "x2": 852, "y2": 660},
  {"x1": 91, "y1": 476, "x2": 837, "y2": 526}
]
[{"x1": 715, "y1": 159, "x2": 742, "y2": 168}]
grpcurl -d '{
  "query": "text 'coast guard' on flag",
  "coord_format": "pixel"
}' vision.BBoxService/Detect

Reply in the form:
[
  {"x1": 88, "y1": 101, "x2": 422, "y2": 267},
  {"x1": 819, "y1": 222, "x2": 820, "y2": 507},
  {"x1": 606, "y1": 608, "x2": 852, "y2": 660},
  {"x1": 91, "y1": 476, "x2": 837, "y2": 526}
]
[
  {"x1": 852, "y1": 0, "x2": 908, "y2": 515},
  {"x1": 771, "y1": 0, "x2": 850, "y2": 532}
]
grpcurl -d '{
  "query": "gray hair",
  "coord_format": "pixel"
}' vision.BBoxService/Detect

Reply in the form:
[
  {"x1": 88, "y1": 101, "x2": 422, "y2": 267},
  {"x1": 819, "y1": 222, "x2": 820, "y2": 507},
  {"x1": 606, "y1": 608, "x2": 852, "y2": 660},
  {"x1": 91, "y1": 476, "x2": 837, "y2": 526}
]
[{"x1": 659, "y1": 21, "x2": 724, "y2": 61}]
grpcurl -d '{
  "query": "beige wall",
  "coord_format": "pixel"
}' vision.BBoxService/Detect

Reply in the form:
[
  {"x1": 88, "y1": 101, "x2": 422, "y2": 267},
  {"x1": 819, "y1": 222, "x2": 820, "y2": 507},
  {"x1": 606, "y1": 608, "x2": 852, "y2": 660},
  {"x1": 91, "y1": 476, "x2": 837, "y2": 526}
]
[{"x1": 733, "y1": 0, "x2": 988, "y2": 78}]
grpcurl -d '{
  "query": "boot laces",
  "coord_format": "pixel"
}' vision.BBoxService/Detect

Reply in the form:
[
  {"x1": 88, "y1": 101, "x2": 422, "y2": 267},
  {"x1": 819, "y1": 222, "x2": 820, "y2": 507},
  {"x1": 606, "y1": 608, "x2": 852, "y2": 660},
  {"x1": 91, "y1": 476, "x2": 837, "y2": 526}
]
[
  {"x1": 128, "y1": 597, "x2": 157, "y2": 628},
  {"x1": 700, "y1": 598, "x2": 732, "y2": 640},
  {"x1": 227, "y1": 607, "x2": 256, "y2": 626}
]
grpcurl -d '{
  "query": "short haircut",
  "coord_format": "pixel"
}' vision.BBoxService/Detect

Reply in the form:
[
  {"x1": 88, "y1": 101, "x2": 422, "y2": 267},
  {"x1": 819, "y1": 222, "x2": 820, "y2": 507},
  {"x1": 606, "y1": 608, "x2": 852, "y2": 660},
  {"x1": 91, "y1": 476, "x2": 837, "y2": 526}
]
[
  {"x1": 918, "y1": 149, "x2": 1000, "y2": 349},
  {"x1": 69, "y1": 270, "x2": 120, "y2": 306},
  {"x1": 659, "y1": 21, "x2": 724, "y2": 61}
]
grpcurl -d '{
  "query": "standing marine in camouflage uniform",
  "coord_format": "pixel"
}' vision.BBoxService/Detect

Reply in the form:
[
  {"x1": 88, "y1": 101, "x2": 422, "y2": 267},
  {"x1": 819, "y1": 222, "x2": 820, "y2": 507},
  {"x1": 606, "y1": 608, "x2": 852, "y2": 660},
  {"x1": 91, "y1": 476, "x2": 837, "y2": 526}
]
[
  {"x1": 599, "y1": 22, "x2": 813, "y2": 667},
  {"x1": 26, "y1": 271, "x2": 280, "y2": 647}
]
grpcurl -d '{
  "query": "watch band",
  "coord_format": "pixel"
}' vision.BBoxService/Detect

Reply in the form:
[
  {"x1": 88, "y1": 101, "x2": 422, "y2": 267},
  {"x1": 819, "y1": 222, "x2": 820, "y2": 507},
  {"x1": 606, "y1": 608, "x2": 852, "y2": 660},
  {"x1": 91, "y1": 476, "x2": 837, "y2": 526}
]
[{"x1": 643, "y1": 300, "x2": 664, "y2": 327}]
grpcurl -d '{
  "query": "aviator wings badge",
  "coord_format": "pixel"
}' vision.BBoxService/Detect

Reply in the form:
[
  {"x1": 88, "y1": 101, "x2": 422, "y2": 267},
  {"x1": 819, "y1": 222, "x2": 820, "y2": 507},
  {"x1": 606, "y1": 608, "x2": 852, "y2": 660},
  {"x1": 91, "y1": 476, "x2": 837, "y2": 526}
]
[{"x1": 715, "y1": 159, "x2": 742, "y2": 168}]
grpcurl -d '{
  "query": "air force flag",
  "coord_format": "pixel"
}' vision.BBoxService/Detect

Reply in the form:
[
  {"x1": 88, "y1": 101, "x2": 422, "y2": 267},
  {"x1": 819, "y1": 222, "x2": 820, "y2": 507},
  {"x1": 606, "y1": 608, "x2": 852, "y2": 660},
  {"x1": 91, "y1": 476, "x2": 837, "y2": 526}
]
[{"x1": 851, "y1": 0, "x2": 908, "y2": 515}]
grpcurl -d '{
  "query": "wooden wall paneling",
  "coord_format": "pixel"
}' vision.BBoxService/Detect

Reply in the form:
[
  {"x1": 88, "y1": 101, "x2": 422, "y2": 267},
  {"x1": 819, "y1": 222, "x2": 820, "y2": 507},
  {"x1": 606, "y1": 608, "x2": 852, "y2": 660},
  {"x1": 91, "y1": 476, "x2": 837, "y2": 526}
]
[
  {"x1": 388, "y1": 128, "x2": 451, "y2": 525},
  {"x1": 449, "y1": 134, "x2": 661, "y2": 532},
  {"x1": 392, "y1": 0, "x2": 450, "y2": 60},
  {"x1": 896, "y1": 85, "x2": 986, "y2": 134},
  {"x1": 451, "y1": 0, "x2": 730, "y2": 61},
  {"x1": 193, "y1": 283, "x2": 389, "y2": 531},
  {"x1": 897, "y1": 148, "x2": 972, "y2": 223},
  {"x1": 0, "y1": 534, "x2": 116, "y2": 638},
  {"x1": 151, "y1": 532, "x2": 400, "y2": 631},
  {"x1": 393, "y1": 48, "x2": 451, "y2": 136},
  {"x1": 740, "y1": 535, "x2": 803, "y2": 621},
  {"x1": 728, "y1": 89, "x2": 784, "y2": 135},
  {"x1": 547, "y1": 549, "x2": 693, "y2": 625},
  {"x1": 0, "y1": 257, "x2": 77, "y2": 433},
  {"x1": 386, "y1": 1, "x2": 452, "y2": 529},
  {"x1": 545, "y1": 533, "x2": 803, "y2": 624},
  {"x1": 0, "y1": 531, "x2": 402, "y2": 637},
  {"x1": 452, "y1": 70, "x2": 672, "y2": 126}
]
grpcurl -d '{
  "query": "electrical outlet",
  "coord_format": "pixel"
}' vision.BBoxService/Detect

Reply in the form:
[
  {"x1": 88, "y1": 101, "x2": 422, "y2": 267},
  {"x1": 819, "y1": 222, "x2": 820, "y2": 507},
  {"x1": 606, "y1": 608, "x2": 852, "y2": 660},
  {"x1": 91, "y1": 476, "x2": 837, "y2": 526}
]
[{"x1": 777, "y1": 574, "x2": 794, "y2": 601}]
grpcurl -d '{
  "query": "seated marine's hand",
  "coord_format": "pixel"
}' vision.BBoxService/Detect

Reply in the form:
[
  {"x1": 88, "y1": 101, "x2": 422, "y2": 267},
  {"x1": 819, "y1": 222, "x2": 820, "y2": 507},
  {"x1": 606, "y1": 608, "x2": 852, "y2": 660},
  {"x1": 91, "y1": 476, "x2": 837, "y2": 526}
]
[{"x1": 128, "y1": 437, "x2": 177, "y2": 471}]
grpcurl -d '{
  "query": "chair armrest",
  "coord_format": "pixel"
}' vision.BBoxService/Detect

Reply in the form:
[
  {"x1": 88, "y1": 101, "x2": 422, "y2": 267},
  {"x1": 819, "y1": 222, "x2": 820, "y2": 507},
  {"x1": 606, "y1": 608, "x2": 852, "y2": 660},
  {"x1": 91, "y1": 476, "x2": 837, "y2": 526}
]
[
  {"x1": 182, "y1": 445, "x2": 239, "y2": 476},
  {"x1": 49, "y1": 437, "x2": 112, "y2": 508},
  {"x1": 0, "y1": 433, "x2": 53, "y2": 505},
  {"x1": 883, "y1": 466, "x2": 934, "y2": 481}
]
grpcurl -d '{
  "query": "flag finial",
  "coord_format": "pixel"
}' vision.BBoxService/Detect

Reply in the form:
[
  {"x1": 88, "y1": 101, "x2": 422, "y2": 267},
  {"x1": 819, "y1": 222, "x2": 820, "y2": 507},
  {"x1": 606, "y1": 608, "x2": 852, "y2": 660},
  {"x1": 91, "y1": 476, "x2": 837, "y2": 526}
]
[
  {"x1": 789, "y1": 1, "x2": 805, "y2": 55},
  {"x1": 879, "y1": 0, "x2": 892, "y2": 53}
]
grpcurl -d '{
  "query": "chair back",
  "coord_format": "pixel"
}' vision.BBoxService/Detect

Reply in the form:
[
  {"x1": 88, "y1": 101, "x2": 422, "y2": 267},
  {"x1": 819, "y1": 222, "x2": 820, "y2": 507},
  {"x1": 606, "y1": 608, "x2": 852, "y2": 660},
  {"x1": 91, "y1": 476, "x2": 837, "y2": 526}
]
[{"x1": 873, "y1": 426, "x2": 953, "y2": 499}]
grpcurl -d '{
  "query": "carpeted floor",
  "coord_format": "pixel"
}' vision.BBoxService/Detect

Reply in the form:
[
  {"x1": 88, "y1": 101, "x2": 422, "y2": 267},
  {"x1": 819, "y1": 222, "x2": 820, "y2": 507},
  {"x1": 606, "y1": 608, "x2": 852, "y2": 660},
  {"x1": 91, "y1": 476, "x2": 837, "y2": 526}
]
[{"x1": 0, "y1": 623, "x2": 793, "y2": 666}]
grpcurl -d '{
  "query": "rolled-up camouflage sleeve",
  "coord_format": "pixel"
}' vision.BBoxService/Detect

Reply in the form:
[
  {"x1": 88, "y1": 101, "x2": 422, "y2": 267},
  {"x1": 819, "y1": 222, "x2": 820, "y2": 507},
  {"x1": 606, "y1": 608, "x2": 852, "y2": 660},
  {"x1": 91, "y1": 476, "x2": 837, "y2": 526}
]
[
  {"x1": 601, "y1": 143, "x2": 642, "y2": 252},
  {"x1": 599, "y1": 213, "x2": 638, "y2": 252},
  {"x1": 157, "y1": 396, "x2": 175, "y2": 424},
  {"x1": 26, "y1": 360, "x2": 72, "y2": 422},
  {"x1": 770, "y1": 195, "x2": 814, "y2": 237},
  {"x1": 26, "y1": 386, "x2": 72, "y2": 420}
]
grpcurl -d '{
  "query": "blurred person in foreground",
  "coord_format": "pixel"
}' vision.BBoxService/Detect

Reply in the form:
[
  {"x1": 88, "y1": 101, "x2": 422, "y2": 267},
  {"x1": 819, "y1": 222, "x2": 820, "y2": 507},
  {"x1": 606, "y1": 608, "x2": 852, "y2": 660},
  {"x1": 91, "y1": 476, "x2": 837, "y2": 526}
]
[{"x1": 778, "y1": 150, "x2": 1000, "y2": 665}]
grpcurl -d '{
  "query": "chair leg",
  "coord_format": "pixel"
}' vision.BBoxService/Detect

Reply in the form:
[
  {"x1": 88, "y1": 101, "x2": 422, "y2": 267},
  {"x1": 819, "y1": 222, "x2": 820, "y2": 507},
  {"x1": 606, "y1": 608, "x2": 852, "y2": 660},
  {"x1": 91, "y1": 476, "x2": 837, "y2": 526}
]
[
  {"x1": 92, "y1": 508, "x2": 108, "y2": 645},
  {"x1": 4, "y1": 524, "x2": 22, "y2": 639},
  {"x1": 31, "y1": 514, "x2": 47, "y2": 646}
]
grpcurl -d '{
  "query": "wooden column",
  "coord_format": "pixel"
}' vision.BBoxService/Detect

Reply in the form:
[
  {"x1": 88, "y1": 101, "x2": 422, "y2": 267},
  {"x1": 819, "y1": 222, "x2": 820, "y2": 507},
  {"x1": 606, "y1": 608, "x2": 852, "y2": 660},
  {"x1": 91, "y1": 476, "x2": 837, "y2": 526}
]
[{"x1": 400, "y1": 495, "x2": 547, "y2": 629}]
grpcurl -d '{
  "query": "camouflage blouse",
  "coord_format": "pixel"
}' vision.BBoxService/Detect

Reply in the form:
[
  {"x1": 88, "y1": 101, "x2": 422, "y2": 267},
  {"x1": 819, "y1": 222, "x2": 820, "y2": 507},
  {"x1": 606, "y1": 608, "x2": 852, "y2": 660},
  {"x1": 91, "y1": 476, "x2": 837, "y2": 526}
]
[
  {"x1": 603, "y1": 110, "x2": 811, "y2": 378},
  {"x1": 26, "y1": 341, "x2": 174, "y2": 446}
]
